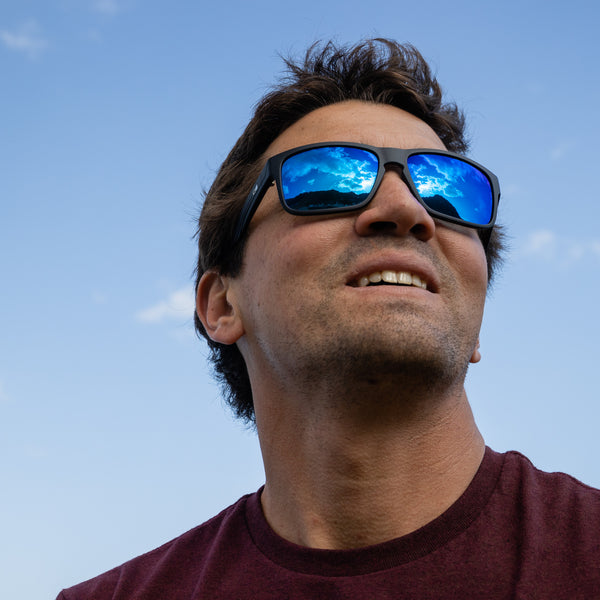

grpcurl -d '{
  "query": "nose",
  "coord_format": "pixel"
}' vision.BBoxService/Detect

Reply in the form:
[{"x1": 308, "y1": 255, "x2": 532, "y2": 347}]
[{"x1": 353, "y1": 169, "x2": 436, "y2": 241}]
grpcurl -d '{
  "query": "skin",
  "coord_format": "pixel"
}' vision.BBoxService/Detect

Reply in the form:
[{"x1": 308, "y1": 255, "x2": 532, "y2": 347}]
[{"x1": 197, "y1": 100, "x2": 488, "y2": 550}]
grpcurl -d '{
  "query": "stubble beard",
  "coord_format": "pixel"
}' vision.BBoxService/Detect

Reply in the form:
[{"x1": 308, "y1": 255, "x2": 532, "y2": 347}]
[
  {"x1": 253, "y1": 239, "x2": 484, "y2": 413},
  {"x1": 289, "y1": 241, "x2": 481, "y2": 408},
  {"x1": 289, "y1": 297, "x2": 474, "y2": 408}
]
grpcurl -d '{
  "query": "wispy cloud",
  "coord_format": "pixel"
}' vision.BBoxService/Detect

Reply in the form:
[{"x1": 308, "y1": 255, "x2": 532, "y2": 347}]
[
  {"x1": 91, "y1": 0, "x2": 124, "y2": 15},
  {"x1": 550, "y1": 141, "x2": 574, "y2": 161},
  {"x1": 91, "y1": 290, "x2": 108, "y2": 305},
  {"x1": 0, "y1": 21, "x2": 48, "y2": 59},
  {"x1": 136, "y1": 286, "x2": 195, "y2": 324},
  {"x1": 520, "y1": 229, "x2": 600, "y2": 266},
  {"x1": 522, "y1": 229, "x2": 557, "y2": 258}
]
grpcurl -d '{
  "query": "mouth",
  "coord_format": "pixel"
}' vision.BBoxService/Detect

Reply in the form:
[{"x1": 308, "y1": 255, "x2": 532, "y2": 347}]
[{"x1": 351, "y1": 270, "x2": 429, "y2": 291}]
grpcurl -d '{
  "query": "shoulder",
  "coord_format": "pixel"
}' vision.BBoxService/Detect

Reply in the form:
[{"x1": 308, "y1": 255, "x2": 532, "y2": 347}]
[
  {"x1": 466, "y1": 449, "x2": 600, "y2": 595},
  {"x1": 493, "y1": 450, "x2": 600, "y2": 559},
  {"x1": 498, "y1": 449, "x2": 600, "y2": 505},
  {"x1": 57, "y1": 491, "x2": 256, "y2": 600}
]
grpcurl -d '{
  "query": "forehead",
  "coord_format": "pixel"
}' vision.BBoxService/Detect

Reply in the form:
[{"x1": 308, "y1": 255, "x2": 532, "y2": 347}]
[{"x1": 265, "y1": 100, "x2": 446, "y2": 158}]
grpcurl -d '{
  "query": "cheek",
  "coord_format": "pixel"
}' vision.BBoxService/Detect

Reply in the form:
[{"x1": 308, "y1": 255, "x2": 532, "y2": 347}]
[
  {"x1": 237, "y1": 220, "x2": 343, "y2": 334},
  {"x1": 440, "y1": 230, "x2": 489, "y2": 296},
  {"x1": 238, "y1": 223, "x2": 314, "y2": 304},
  {"x1": 252, "y1": 218, "x2": 342, "y2": 275},
  {"x1": 459, "y1": 244, "x2": 488, "y2": 306}
]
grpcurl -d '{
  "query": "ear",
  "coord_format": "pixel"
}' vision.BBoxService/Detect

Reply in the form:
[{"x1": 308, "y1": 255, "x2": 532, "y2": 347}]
[
  {"x1": 469, "y1": 338, "x2": 482, "y2": 364},
  {"x1": 196, "y1": 270, "x2": 245, "y2": 345}
]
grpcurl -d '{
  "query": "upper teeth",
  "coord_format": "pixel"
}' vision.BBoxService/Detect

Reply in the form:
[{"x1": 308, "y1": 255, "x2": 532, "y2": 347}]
[{"x1": 357, "y1": 270, "x2": 427, "y2": 289}]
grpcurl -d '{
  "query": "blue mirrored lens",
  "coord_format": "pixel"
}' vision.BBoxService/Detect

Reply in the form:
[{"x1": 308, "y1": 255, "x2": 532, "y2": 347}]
[
  {"x1": 281, "y1": 146, "x2": 378, "y2": 212},
  {"x1": 406, "y1": 154, "x2": 493, "y2": 225}
]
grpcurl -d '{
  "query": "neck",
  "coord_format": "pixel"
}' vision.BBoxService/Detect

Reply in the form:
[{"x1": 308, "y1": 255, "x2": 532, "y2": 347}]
[{"x1": 256, "y1": 383, "x2": 484, "y2": 550}]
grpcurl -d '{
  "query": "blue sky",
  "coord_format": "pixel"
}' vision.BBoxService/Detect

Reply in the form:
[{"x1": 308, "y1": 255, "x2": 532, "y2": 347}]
[{"x1": 1, "y1": 1, "x2": 599, "y2": 597}]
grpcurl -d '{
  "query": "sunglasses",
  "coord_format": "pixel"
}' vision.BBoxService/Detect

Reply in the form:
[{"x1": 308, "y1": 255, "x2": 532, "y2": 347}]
[{"x1": 233, "y1": 142, "x2": 500, "y2": 245}]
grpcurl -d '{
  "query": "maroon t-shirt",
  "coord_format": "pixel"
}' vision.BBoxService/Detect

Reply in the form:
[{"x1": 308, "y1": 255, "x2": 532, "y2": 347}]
[{"x1": 57, "y1": 448, "x2": 600, "y2": 598}]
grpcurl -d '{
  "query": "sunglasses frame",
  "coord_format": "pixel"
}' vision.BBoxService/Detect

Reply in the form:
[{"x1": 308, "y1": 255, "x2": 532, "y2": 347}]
[{"x1": 233, "y1": 142, "x2": 500, "y2": 245}]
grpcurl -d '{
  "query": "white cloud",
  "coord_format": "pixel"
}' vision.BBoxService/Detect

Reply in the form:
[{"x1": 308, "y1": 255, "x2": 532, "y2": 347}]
[
  {"x1": 136, "y1": 286, "x2": 195, "y2": 324},
  {"x1": 91, "y1": 0, "x2": 123, "y2": 15},
  {"x1": 550, "y1": 141, "x2": 573, "y2": 161},
  {"x1": 91, "y1": 290, "x2": 108, "y2": 304},
  {"x1": 501, "y1": 183, "x2": 522, "y2": 198},
  {"x1": 566, "y1": 243, "x2": 586, "y2": 262},
  {"x1": 0, "y1": 21, "x2": 48, "y2": 59},
  {"x1": 522, "y1": 229, "x2": 557, "y2": 258},
  {"x1": 520, "y1": 230, "x2": 600, "y2": 265}
]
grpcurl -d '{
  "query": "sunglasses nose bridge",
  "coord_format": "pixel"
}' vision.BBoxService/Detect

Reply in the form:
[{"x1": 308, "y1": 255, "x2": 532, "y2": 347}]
[
  {"x1": 379, "y1": 159, "x2": 411, "y2": 193},
  {"x1": 381, "y1": 159, "x2": 405, "y2": 175},
  {"x1": 378, "y1": 146, "x2": 408, "y2": 179},
  {"x1": 354, "y1": 163, "x2": 437, "y2": 241}
]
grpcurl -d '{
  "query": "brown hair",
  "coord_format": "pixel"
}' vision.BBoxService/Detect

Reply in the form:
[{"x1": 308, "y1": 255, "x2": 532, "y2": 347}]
[{"x1": 194, "y1": 38, "x2": 505, "y2": 422}]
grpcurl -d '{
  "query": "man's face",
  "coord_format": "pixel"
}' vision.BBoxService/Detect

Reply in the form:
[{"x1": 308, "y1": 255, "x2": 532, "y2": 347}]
[{"x1": 228, "y1": 100, "x2": 488, "y2": 399}]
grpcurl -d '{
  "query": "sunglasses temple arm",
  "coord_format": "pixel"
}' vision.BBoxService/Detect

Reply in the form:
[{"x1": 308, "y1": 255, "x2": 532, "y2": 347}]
[
  {"x1": 233, "y1": 166, "x2": 274, "y2": 244},
  {"x1": 479, "y1": 227, "x2": 492, "y2": 250},
  {"x1": 480, "y1": 186, "x2": 500, "y2": 249}
]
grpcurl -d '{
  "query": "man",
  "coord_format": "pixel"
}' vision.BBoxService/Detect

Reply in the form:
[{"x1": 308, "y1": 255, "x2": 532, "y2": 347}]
[{"x1": 58, "y1": 39, "x2": 600, "y2": 599}]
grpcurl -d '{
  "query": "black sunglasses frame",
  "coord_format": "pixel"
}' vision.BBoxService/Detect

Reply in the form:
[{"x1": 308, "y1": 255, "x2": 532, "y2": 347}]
[{"x1": 233, "y1": 142, "x2": 500, "y2": 246}]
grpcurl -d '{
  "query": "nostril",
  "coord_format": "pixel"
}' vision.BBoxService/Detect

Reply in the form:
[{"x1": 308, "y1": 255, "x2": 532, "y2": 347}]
[
  {"x1": 369, "y1": 221, "x2": 398, "y2": 233},
  {"x1": 410, "y1": 223, "x2": 430, "y2": 238},
  {"x1": 353, "y1": 174, "x2": 437, "y2": 240}
]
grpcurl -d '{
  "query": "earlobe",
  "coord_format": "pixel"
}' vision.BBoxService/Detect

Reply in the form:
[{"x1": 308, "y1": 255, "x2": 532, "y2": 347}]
[
  {"x1": 470, "y1": 339, "x2": 481, "y2": 364},
  {"x1": 196, "y1": 271, "x2": 245, "y2": 345}
]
